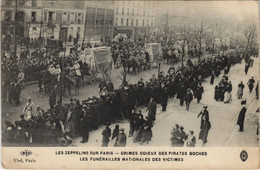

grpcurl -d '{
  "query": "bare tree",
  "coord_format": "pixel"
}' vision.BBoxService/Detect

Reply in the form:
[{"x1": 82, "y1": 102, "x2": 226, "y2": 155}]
[
  {"x1": 193, "y1": 17, "x2": 209, "y2": 61},
  {"x1": 179, "y1": 22, "x2": 193, "y2": 67},
  {"x1": 243, "y1": 23, "x2": 257, "y2": 52}
]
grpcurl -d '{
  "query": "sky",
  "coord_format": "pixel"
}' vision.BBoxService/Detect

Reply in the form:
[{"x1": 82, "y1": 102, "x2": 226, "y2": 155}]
[{"x1": 155, "y1": 1, "x2": 259, "y2": 23}]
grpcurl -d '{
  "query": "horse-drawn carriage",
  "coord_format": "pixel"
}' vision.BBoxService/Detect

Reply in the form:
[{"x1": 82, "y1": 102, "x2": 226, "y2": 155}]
[
  {"x1": 144, "y1": 43, "x2": 163, "y2": 67},
  {"x1": 81, "y1": 46, "x2": 113, "y2": 84}
]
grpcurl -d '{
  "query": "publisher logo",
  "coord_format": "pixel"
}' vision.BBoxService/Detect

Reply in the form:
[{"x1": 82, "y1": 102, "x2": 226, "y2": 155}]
[
  {"x1": 20, "y1": 150, "x2": 32, "y2": 157},
  {"x1": 240, "y1": 150, "x2": 248, "y2": 162}
]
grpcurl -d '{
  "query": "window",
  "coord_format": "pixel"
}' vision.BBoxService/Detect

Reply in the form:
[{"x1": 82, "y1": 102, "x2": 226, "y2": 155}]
[
  {"x1": 62, "y1": 12, "x2": 67, "y2": 23},
  {"x1": 147, "y1": 19, "x2": 149, "y2": 26},
  {"x1": 67, "y1": 13, "x2": 70, "y2": 23},
  {"x1": 121, "y1": 18, "x2": 123, "y2": 26},
  {"x1": 5, "y1": 11, "x2": 12, "y2": 21},
  {"x1": 122, "y1": 8, "x2": 124, "y2": 15},
  {"x1": 136, "y1": 19, "x2": 138, "y2": 26},
  {"x1": 48, "y1": 12, "x2": 54, "y2": 23},
  {"x1": 142, "y1": 19, "x2": 144, "y2": 26},
  {"x1": 127, "y1": 8, "x2": 129, "y2": 15},
  {"x1": 31, "y1": 12, "x2": 36, "y2": 22},
  {"x1": 131, "y1": 19, "x2": 133, "y2": 26},
  {"x1": 143, "y1": 10, "x2": 145, "y2": 16},
  {"x1": 126, "y1": 18, "x2": 129, "y2": 26},
  {"x1": 78, "y1": 13, "x2": 82, "y2": 24},
  {"x1": 115, "y1": 18, "x2": 118, "y2": 26},
  {"x1": 70, "y1": 13, "x2": 75, "y2": 24},
  {"x1": 137, "y1": 9, "x2": 139, "y2": 16},
  {"x1": 32, "y1": 0, "x2": 37, "y2": 7},
  {"x1": 132, "y1": 9, "x2": 134, "y2": 16},
  {"x1": 116, "y1": 7, "x2": 119, "y2": 15},
  {"x1": 151, "y1": 20, "x2": 153, "y2": 26}
]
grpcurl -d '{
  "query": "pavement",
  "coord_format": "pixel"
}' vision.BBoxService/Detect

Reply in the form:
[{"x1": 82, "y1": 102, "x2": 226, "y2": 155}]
[{"x1": 2, "y1": 55, "x2": 259, "y2": 147}]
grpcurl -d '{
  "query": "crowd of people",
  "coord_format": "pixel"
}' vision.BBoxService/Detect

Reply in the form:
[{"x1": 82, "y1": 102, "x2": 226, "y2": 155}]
[{"x1": 2, "y1": 29, "x2": 258, "y2": 147}]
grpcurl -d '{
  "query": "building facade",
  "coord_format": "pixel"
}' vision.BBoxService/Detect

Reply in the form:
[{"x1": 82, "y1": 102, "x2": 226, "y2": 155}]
[
  {"x1": 42, "y1": 1, "x2": 85, "y2": 43},
  {"x1": 84, "y1": 1, "x2": 115, "y2": 43},
  {"x1": 1, "y1": 0, "x2": 85, "y2": 44},
  {"x1": 114, "y1": 1, "x2": 155, "y2": 40},
  {"x1": 1, "y1": 0, "x2": 43, "y2": 39}
]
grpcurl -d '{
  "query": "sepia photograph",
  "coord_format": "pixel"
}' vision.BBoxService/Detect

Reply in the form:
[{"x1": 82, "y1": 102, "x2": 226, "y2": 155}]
[{"x1": 1, "y1": 0, "x2": 259, "y2": 151}]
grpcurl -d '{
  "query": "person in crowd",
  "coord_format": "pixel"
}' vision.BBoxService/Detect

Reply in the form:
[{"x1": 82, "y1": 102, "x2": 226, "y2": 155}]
[
  {"x1": 23, "y1": 97, "x2": 35, "y2": 121},
  {"x1": 244, "y1": 62, "x2": 249, "y2": 75},
  {"x1": 114, "y1": 128, "x2": 127, "y2": 147},
  {"x1": 49, "y1": 90, "x2": 56, "y2": 110},
  {"x1": 186, "y1": 130, "x2": 196, "y2": 147},
  {"x1": 237, "y1": 81, "x2": 245, "y2": 99},
  {"x1": 199, "y1": 115, "x2": 211, "y2": 146},
  {"x1": 99, "y1": 79, "x2": 106, "y2": 94},
  {"x1": 160, "y1": 83, "x2": 169, "y2": 112},
  {"x1": 170, "y1": 124, "x2": 180, "y2": 147},
  {"x1": 111, "y1": 124, "x2": 120, "y2": 142},
  {"x1": 195, "y1": 83, "x2": 204, "y2": 103},
  {"x1": 64, "y1": 109, "x2": 74, "y2": 141},
  {"x1": 176, "y1": 126, "x2": 187, "y2": 147},
  {"x1": 17, "y1": 69, "x2": 25, "y2": 88},
  {"x1": 185, "y1": 88, "x2": 193, "y2": 111},
  {"x1": 224, "y1": 81, "x2": 232, "y2": 103},
  {"x1": 146, "y1": 97, "x2": 157, "y2": 122},
  {"x1": 247, "y1": 77, "x2": 255, "y2": 93},
  {"x1": 237, "y1": 99, "x2": 247, "y2": 132},
  {"x1": 106, "y1": 80, "x2": 114, "y2": 93},
  {"x1": 102, "y1": 122, "x2": 111, "y2": 147},
  {"x1": 210, "y1": 71, "x2": 215, "y2": 85},
  {"x1": 197, "y1": 105, "x2": 209, "y2": 123}
]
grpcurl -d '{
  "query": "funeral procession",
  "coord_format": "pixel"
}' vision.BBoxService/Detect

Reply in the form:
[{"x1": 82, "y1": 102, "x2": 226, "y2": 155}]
[{"x1": 1, "y1": 0, "x2": 259, "y2": 147}]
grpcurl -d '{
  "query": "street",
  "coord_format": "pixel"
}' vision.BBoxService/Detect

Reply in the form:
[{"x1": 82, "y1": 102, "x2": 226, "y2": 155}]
[{"x1": 3, "y1": 55, "x2": 258, "y2": 147}]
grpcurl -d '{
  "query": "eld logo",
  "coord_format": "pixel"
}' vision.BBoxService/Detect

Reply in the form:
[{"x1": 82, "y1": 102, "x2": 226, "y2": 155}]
[
  {"x1": 240, "y1": 150, "x2": 248, "y2": 162},
  {"x1": 20, "y1": 150, "x2": 32, "y2": 157}
]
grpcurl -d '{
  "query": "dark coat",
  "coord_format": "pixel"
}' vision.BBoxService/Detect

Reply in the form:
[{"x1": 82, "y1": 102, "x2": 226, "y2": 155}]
[
  {"x1": 195, "y1": 86, "x2": 204, "y2": 100},
  {"x1": 237, "y1": 106, "x2": 247, "y2": 126},
  {"x1": 114, "y1": 132, "x2": 127, "y2": 147},
  {"x1": 102, "y1": 126, "x2": 111, "y2": 146},
  {"x1": 199, "y1": 120, "x2": 211, "y2": 143}
]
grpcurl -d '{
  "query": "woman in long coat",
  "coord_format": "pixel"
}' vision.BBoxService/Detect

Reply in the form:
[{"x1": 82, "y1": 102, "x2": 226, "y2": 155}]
[
  {"x1": 237, "y1": 100, "x2": 247, "y2": 132},
  {"x1": 199, "y1": 115, "x2": 211, "y2": 146},
  {"x1": 237, "y1": 82, "x2": 245, "y2": 99}
]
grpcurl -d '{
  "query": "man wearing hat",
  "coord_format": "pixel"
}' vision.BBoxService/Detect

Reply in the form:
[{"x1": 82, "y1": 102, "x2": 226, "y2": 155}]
[
  {"x1": 197, "y1": 105, "x2": 209, "y2": 122},
  {"x1": 237, "y1": 99, "x2": 247, "y2": 132},
  {"x1": 114, "y1": 128, "x2": 127, "y2": 147},
  {"x1": 102, "y1": 122, "x2": 111, "y2": 147}
]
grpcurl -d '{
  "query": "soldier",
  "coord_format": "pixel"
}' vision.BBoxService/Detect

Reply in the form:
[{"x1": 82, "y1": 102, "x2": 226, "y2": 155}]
[
  {"x1": 102, "y1": 122, "x2": 111, "y2": 147},
  {"x1": 23, "y1": 97, "x2": 35, "y2": 121},
  {"x1": 170, "y1": 124, "x2": 180, "y2": 147}
]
